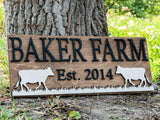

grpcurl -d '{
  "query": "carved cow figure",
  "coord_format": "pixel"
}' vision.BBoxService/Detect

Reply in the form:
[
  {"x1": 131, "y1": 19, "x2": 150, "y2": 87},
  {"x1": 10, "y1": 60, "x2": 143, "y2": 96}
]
[
  {"x1": 15, "y1": 67, "x2": 54, "y2": 91},
  {"x1": 116, "y1": 66, "x2": 151, "y2": 87}
]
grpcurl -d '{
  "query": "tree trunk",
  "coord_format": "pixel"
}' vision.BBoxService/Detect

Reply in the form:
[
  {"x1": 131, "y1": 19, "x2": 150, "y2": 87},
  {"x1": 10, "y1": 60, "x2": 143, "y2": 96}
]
[{"x1": 4, "y1": 0, "x2": 108, "y2": 36}]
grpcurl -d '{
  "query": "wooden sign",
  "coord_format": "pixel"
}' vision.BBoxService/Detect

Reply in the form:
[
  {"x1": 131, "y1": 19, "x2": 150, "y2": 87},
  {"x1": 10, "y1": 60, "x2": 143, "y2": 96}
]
[{"x1": 7, "y1": 35, "x2": 154, "y2": 97}]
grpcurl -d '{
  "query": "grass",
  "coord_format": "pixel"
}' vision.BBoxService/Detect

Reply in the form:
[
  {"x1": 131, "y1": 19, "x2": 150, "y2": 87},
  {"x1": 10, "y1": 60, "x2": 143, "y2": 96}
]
[
  {"x1": 0, "y1": 37, "x2": 9, "y2": 92},
  {"x1": 0, "y1": 1, "x2": 9, "y2": 92},
  {"x1": 0, "y1": 37, "x2": 9, "y2": 77},
  {"x1": 0, "y1": 106, "x2": 32, "y2": 120},
  {"x1": 0, "y1": 99, "x2": 33, "y2": 120},
  {"x1": 108, "y1": 14, "x2": 160, "y2": 83},
  {"x1": 0, "y1": 76, "x2": 8, "y2": 92},
  {"x1": 0, "y1": 96, "x2": 81, "y2": 120}
]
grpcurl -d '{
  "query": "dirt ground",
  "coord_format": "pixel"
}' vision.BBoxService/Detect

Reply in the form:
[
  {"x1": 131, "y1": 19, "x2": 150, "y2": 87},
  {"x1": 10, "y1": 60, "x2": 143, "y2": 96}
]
[{"x1": 0, "y1": 90, "x2": 160, "y2": 120}]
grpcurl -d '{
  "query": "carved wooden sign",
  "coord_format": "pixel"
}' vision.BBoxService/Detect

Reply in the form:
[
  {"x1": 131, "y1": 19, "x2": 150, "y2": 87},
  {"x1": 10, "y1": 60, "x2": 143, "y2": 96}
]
[{"x1": 8, "y1": 35, "x2": 154, "y2": 97}]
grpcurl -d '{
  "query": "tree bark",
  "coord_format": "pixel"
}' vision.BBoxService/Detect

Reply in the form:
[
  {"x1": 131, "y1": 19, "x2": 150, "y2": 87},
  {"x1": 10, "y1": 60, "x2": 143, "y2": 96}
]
[{"x1": 4, "y1": 0, "x2": 108, "y2": 36}]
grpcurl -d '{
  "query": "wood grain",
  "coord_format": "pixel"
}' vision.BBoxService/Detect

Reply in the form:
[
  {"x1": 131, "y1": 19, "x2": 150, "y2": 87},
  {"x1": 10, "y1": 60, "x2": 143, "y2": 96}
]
[{"x1": 8, "y1": 35, "x2": 153, "y2": 95}]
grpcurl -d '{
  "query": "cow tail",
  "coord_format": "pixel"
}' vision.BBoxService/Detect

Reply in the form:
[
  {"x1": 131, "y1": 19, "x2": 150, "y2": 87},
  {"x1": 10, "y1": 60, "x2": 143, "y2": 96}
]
[
  {"x1": 15, "y1": 76, "x2": 20, "y2": 88},
  {"x1": 145, "y1": 74, "x2": 151, "y2": 84}
]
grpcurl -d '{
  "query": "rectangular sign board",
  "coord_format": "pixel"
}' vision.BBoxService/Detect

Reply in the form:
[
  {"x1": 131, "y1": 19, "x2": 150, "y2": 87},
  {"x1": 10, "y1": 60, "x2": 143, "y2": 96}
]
[{"x1": 7, "y1": 35, "x2": 154, "y2": 97}]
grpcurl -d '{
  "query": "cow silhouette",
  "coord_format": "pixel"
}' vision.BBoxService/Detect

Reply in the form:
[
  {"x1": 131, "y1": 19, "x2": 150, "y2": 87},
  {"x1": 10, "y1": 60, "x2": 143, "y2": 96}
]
[
  {"x1": 116, "y1": 66, "x2": 151, "y2": 87},
  {"x1": 15, "y1": 67, "x2": 54, "y2": 91}
]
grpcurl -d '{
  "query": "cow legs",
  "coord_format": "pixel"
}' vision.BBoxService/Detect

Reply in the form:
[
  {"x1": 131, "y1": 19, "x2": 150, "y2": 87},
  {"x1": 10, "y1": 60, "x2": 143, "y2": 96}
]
[
  {"x1": 129, "y1": 79, "x2": 135, "y2": 86},
  {"x1": 139, "y1": 80, "x2": 144, "y2": 87},
  {"x1": 36, "y1": 82, "x2": 41, "y2": 90},
  {"x1": 23, "y1": 83, "x2": 31, "y2": 91},
  {"x1": 20, "y1": 83, "x2": 23, "y2": 91},
  {"x1": 143, "y1": 79, "x2": 146, "y2": 87},
  {"x1": 124, "y1": 79, "x2": 128, "y2": 87},
  {"x1": 42, "y1": 82, "x2": 48, "y2": 90},
  {"x1": 20, "y1": 83, "x2": 30, "y2": 91}
]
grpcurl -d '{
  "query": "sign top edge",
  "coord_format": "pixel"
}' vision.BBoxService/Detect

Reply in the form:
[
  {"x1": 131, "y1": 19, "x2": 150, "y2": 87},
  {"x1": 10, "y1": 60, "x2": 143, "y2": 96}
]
[{"x1": 7, "y1": 34, "x2": 146, "y2": 39}]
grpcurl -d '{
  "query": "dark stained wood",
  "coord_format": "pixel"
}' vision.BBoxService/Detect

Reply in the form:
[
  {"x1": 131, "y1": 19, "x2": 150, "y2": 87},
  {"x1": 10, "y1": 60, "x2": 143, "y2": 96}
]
[{"x1": 8, "y1": 35, "x2": 153, "y2": 96}]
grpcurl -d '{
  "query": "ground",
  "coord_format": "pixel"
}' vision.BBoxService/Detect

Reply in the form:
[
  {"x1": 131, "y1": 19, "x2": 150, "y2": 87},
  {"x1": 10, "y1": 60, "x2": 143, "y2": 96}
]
[{"x1": 0, "y1": 90, "x2": 160, "y2": 120}]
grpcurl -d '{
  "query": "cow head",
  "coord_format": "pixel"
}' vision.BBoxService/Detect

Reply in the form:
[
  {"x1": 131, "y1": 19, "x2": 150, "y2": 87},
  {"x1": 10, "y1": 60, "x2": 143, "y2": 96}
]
[
  {"x1": 47, "y1": 67, "x2": 54, "y2": 76},
  {"x1": 116, "y1": 66, "x2": 121, "y2": 74}
]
